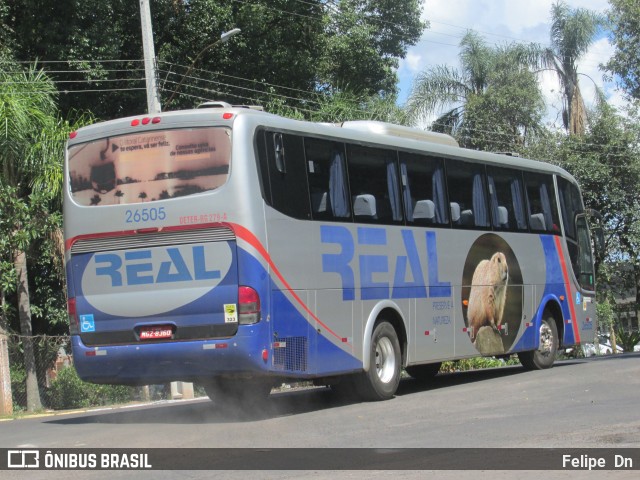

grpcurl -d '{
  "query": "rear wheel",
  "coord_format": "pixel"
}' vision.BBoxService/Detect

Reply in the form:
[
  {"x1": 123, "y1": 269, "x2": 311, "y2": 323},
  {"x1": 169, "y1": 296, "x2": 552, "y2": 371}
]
[
  {"x1": 518, "y1": 314, "x2": 558, "y2": 370},
  {"x1": 354, "y1": 321, "x2": 402, "y2": 401},
  {"x1": 406, "y1": 362, "x2": 442, "y2": 381}
]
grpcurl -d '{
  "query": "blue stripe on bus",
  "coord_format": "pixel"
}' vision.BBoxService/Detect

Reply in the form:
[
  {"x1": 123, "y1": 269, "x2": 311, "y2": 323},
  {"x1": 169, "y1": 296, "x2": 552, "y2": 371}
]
[
  {"x1": 511, "y1": 235, "x2": 574, "y2": 352},
  {"x1": 238, "y1": 247, "x2": 361, "y2": 376},
  {"x1": 71, "y1": 241, "x2": 239, "y2": 327}
]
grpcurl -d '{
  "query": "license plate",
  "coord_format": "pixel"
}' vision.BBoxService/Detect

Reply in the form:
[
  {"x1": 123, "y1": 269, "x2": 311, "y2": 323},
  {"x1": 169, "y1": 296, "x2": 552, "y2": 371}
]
[{"x1": 139, "y1": 326, "x2": 173, "y2": 340}]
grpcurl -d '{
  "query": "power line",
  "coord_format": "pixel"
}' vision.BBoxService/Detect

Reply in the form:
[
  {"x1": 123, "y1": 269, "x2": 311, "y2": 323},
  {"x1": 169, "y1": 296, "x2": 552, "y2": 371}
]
[
  {"x1": 0, "y1": 59, "x2": 144, "y2": 65},
  {"x1": 0, "y1": 87, "x2": 146, "y2": 95},
  {"x1": 159, "y1": 75, "x2": 324, "y2": 107},
  {"x1": 1, "y1": 63, "x2": 629, "y2": 159},
  {"x1": 158, "y1": 60, "x2": 326, "y2": 99},
  {"x1": 1, "y1": 77, "x2": 145, "y2": 86},
  {"x1": 6, "y1": 81, "x2": 636, "y2": 163}
]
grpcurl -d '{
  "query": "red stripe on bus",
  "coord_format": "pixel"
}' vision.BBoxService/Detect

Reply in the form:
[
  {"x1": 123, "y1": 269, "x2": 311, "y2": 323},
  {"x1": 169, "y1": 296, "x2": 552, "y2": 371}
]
[
  {"x1": 66, "y1": 222, "x2": 349, "y2": 346},
  {"x1": 226, "y1": 223, "x2": 348, "y2": 345},
  {"x1": 553, "y1": 235, "x2": 581, "y2": 344}
]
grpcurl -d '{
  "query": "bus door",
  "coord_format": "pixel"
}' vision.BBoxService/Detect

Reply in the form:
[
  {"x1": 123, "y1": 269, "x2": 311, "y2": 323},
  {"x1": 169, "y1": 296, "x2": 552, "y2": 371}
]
[{"x1": 568, "y1": 214, "x2": 597, "y2": 342}]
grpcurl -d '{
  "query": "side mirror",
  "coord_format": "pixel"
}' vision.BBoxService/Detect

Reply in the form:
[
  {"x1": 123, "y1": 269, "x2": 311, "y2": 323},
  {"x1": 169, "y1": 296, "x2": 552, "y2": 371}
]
[
  {"x1": 586, "y1": 209, "x2": 605, "y2": 257},
  {"x1": 593, "y1": 226, "x2": 605, "y2": 257}
]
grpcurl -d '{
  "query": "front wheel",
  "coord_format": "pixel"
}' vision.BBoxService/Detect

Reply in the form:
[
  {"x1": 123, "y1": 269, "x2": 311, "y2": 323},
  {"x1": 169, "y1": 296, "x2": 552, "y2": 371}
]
[
  {"x1": 518, "y1": 314, "x2": 558, "y2": 370},
  {"x1": 355, "y1": 321, "x2": 402, "y2": 401}
]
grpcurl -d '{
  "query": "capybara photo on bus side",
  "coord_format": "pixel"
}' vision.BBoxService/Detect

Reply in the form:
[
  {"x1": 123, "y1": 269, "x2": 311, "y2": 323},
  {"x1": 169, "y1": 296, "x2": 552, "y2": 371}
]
[{"x1": 467, "y1": 252, "x2": 509, "y2": 341}]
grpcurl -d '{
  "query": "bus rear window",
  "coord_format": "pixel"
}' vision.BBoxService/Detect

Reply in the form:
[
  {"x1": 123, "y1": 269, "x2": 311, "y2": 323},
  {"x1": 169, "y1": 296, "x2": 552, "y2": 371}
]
[{"x1": 67, "y1": 127, "x2": 231, "y2": 206}]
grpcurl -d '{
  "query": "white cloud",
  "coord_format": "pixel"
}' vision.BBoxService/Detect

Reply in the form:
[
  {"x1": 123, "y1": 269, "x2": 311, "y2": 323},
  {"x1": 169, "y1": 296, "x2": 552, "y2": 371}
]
[{"x1": 404, "y1": 51, "x2": 423, "y2": 74}]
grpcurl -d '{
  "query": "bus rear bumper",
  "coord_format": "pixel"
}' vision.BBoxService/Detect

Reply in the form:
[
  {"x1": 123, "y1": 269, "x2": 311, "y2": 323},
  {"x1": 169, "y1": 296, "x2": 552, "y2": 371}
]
[{"x1": 70, "y1": 335, "x2": 271, "y2": 385}]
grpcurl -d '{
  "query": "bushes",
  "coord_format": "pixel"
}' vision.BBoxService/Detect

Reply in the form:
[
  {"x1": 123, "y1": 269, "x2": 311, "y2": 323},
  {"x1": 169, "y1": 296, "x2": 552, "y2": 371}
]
[
  {"x1": 439, "y1": 356, "x2": 519, "y2": 373},
  {"x1": 9, "y1": 364, "x2": 26, "y2": 411},
  {"x1": 614, "y1": 327, "x2": 640, "y2": 353},
  {"x1": 46, "y1": 366, "x2": 134, "y2": 410}
]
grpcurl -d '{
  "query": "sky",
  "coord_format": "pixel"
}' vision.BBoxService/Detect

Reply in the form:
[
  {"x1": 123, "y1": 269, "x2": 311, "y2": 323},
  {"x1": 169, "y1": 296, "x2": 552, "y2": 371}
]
[{"x1": 396, "y1": 0, "x2": 624, "y2": 129}]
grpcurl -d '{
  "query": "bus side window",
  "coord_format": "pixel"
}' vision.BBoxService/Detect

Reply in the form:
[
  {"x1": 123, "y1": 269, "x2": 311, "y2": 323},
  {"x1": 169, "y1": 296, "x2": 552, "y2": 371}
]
[
  {"x1": 264, "y1": 131, "x2": 311, "y2": 220},
  {"x1": 399, "y1": 152, "x2": 449, "y2": 226},
  {"x1": 346, "y1": 145, "x2": 402, "y2": 225},
  {"x1": 446, "y1": 160, "x2": 489, "y2": 229},
  {"x1": 486, "y1": 167, "x2": 528, "y2": 231},
  {"x1": 558, "y1": 176, "x2": 585, "y2": 279},
  {"x1": 557, "y1": 176, "x2": 583, "y2": 240},
  {"x1": 304, "y1": 138, "x2": 351, "y2": 222},
  {"x1": 525, "y1": 173, "x2": 560, "y2": 234}
]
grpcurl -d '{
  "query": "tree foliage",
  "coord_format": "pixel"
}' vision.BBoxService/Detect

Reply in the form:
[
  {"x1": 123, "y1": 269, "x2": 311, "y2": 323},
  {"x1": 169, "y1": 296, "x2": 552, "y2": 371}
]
[
  {"x1": 267, "y1": 90, "x2": 408, "y2": 125},
  {"x1": 604, "y1": 0, "x2": 640, "y2": 100},
  {"x1": 319, "y1": 0, "x2": 425, "y2": 96},
  {"x1": 0, "y1": 62, "x2": 84, "y2": 411},
  {"x1": 524, "y1": 101, "x2": 640, "y2": 315},
  {"x1": 407, "y1": 31, "x2": 545, "y2": 151},
  {"x1": 3, "y1": 0, "x2": 425, "y2": 119},
  {"x1": 546, "y1": 1, "x2": 604, "y2": 135}
]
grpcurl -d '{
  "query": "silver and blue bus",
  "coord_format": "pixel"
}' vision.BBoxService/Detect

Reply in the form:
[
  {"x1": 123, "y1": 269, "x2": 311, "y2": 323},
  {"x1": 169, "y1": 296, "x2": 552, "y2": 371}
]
[{"x1": 64, "y1": 102, "x2": 598, "y2": 402}]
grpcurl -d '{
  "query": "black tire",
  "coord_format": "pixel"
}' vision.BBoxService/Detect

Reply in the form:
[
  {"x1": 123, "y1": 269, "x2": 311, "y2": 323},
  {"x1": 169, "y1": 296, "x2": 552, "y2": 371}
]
[
  {"x1": 518, "y1": 314, "x2": 559, "y2": 370},
  {"x1": 355, "y1": 321, "x2": 402, "y2": 401},
  {"x1": 203, "y1": 377, "x2": 272, "y2": 407},
  {"x1": 406, "y1": 362, "x2": 442, "y2": 381}
]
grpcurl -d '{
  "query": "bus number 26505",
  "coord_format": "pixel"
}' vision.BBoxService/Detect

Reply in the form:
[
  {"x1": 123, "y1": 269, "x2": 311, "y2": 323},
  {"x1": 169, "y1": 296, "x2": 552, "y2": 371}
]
[{"x1": 125, "y1": 207, "x2": 167, "y2": 224}]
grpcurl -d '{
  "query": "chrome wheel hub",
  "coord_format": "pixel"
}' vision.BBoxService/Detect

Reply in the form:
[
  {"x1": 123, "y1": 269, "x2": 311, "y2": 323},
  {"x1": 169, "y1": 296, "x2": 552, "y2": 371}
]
[
  {"x1": 538, "y1": 322, "x2": 554, "y2": 357},
  {"x1": 375, "y1": 337, "x2": 396, "y2": 384}
]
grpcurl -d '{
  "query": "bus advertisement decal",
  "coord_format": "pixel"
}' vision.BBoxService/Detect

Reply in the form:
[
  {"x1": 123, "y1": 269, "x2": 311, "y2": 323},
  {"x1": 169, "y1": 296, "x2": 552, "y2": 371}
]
[
  {"x1": 74, "y1": 241, "x2": 237, "y2": 319},
  {"x1": 461, "y1": 234, "x2": 524, "y2": 356},
  {"x1": 319, "y1": 225, "x2": 452, "y2": 302}
]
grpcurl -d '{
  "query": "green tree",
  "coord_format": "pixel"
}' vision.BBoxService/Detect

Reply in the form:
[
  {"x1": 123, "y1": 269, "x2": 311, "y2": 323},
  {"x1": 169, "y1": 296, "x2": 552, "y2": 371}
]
[
  {"x1": 160, "y1": 0, "x2": 424, "y2": 109},
  {"x1": 268, "y1": 89, "x2": 408, "y2": 125},
  {"x1": 0, "y1": 2, "x2": 12, "y2": 59},
  {"x1": 5, "y1": 0, "x2": 146, "y2": 119},
  {"x1": 4, "y1": 0, "x2": 425, "y2": 119},
  {"x1": 407, "y1": 31, "x2": 545, "y2": 150},
  {"x1": 544, "y1": 1, "x2": 604, "y2": 135},
  {"x1": 318, "y1": 0, "x2": 426, "y2": 96},
  {"x1": 604, "y1": 0, "x2": 640, "y2": 100},
  {"x1": 459, "y1": 49, "x2": 545, "y2": 152},
  {"x1": 525, "y1": 101, "x2": 640, "y2": 323},
  {"x1": 0, "y1": 63, "x2": 76, "y2": 411}
]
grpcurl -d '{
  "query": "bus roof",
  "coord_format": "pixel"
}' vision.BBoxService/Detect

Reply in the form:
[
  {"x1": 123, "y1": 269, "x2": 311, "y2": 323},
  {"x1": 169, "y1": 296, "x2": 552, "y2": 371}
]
[{"x1": 68, "y1": 103, "x2": 577, "y2": 185}]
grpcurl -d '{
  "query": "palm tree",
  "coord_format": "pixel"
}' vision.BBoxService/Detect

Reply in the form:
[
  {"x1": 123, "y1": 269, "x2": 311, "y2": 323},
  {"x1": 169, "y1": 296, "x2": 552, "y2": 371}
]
[
  {"x1": 545, "y1": 1, "x2": 604, "y2": 136},
  {"x1": 407, "y1": 31, "x2": 544, "y2": 147},
  {"x1": 0, "y1": 63, "x2": 71, "y2": 411},
  {"x1": 407, "y1": 31, "x2": 491, "y2": 133}
]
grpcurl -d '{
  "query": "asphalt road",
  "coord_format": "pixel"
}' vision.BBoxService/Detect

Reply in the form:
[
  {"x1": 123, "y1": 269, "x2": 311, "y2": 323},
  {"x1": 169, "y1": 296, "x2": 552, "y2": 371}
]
[{"x1": 1, "y1": 353, "x2": 639, "y2": 479}]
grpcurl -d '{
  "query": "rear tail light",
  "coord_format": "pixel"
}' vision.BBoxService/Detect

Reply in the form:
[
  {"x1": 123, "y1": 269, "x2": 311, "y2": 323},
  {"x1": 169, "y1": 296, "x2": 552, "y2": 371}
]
[
  {"x1": 238, "y1": 286, "x2": 260, "y2": 325},
  {"x1": 67, "y1": 298, "x2": 79, "y2": 335}
]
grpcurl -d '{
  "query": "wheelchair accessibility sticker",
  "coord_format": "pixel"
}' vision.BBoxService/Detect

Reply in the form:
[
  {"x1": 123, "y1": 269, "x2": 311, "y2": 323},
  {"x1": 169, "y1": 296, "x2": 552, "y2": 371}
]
[{"x1": 80, "y1": 314, "x2": 95, "y2": 332}]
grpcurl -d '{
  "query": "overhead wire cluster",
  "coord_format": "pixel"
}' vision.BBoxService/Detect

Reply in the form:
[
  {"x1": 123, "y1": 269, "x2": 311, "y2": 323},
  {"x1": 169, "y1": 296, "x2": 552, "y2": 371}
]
[
  {"x1": 0, "y1": 56, "x2": 635, "y2": 161},
  {"x1": 0, "y1": 1, "x2": 625, "y2": 155}
]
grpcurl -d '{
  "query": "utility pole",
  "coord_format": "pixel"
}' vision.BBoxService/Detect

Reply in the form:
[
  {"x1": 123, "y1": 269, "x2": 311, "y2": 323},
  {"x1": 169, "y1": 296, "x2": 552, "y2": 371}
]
[
  {"x1": 140, "y1": 0, "x2": 161, "y2": 114},
  {"x1": 0, "y1": 296, "x2": 12, "y2": 415}
]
